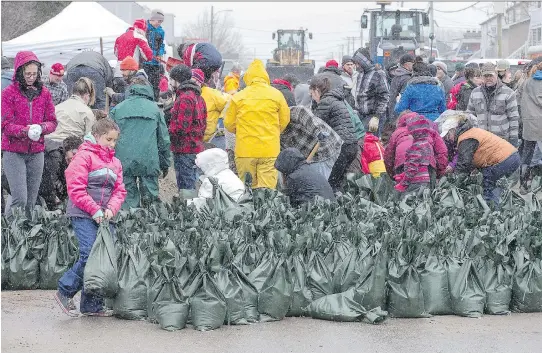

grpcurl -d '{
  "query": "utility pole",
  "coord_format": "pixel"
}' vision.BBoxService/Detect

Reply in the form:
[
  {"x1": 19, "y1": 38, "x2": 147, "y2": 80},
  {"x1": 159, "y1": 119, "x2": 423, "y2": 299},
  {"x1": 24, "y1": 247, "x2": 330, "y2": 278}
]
[
  {"x1": 495, "y1": 2, "x2": 505, "y2": 58},
  {"x1": 429, "y1": 1, "x2": 435, "y2": 58},
  {"x1": 210, "y1": 5, "x2": 214, "y2": 44}
]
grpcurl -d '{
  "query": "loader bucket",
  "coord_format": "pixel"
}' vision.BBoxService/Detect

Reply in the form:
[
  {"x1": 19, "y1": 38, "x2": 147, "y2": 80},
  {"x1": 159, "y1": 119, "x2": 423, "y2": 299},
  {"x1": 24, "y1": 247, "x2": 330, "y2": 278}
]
[{"x1": 266, "y1": 65, "x2": 315, "y2": 84}]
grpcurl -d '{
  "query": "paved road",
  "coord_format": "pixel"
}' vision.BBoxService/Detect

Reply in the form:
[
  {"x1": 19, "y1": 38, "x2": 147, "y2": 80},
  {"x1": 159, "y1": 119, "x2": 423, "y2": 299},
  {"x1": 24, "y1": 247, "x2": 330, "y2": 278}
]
[{"x1": 2, "y1": 290, "x2": 541, "y2": 353}]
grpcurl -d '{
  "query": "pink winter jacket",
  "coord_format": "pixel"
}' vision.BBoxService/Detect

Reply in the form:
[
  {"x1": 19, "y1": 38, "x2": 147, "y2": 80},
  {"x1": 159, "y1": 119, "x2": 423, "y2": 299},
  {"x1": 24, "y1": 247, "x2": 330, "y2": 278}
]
[
  {"x1": 65, "y1": 134, "x2": 127, "y2": 219},
  {"x1": 384, "y1": 112, "x2": 448, "y2": 178},
  {"x1": 1, "y1": 51, "x2": 57, "y2": 154}
]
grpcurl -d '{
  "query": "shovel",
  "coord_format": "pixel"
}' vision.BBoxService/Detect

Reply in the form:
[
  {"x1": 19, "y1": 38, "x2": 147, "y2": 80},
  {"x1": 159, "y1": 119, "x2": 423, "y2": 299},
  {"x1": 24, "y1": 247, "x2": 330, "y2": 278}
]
[{"x1": 306, "y1": 131, "x2": 330, "y2": 163}]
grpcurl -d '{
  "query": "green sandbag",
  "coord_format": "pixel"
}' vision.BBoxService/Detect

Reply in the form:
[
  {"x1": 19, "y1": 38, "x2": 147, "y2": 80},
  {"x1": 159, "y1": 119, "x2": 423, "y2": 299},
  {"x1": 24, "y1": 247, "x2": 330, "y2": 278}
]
[
  {"x1": 83, "y1": 222, "x2": 118, "y2": 297},
  {"x1": 307, "y1": 288, "x2": 388, "y2": 324},
  {"x1": 147, "y1": 265, "x2": 185, "y2": 323},
  {"x1": 8, "y1": 223, "x2": 43, "y2": 290},
  {"x1": 353, "y1": 245, "x2": 388, "y2": 310},
  {"x1": 154, "y1": 301, "x2": 189, "y2": 331},
  {"x1": 450, "y1": 258, "x2": 486, "y2": 317},
  {"x1": 257, "y1": 257, "x2": 293, "y2": 322},
  {"x1": 248, "y1": 252, "x2": 277, "y2": 291},
  {"x1": 387, "y1": 258, "x2": 430, "y2": 318},
  {"x1": 420, "y1": 255, "x2": 453, "y2": 315},
  {"x1": 511, "y1": 255, "x2": 542, "y2": 313},
  {"x1": 114, "y1": 246, "x2": 150, "y2": 320},
  {"x1": 287, "y1": 254, "x2": 312, "y2": 317},
  {"x1": 235, "y1": 266, "x2": 259, "y2": 322},
  {"x1": 480, "y1": 259, "x2": 512, "y2": 315},
  {"x1": 445, "y1": 256, "x2": 462, "y2": 294},
  {"x1": 234, "y1": 242, "x2": 263, "y2": 276},
  {"x1": 2, "y1": 231, "x2": 11, "y2": 289},
  {"x1": 332, "y1": 247, "x2": 370, "y2": 294},
  {"x1": 39, "y1": 229, "x2": 78, "y2": 290},
  {"x1": 324, "y1": 240, "x2": 350, "y2": 276},
  {"x1": 216, "y1": 268, "x2": 249, "y2": 325},
  {"x1": 308, "y1": 252, "x2": 333, "y2": 301},
  {"x1": 190, "y1": 272, "x2": 227, "y2": 331}
]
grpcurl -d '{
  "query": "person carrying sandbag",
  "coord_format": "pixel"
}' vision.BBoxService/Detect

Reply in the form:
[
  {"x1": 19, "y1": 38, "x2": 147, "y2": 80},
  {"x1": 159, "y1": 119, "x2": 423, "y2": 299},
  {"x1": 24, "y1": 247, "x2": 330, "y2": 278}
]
[{"x1": 54, "y1": 117, "x2": 127, "y2": 317}]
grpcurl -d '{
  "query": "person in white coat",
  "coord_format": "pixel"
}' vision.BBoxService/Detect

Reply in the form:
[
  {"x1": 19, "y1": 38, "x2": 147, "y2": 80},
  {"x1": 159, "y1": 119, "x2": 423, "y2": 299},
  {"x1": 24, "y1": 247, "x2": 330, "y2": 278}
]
[{"x1": 189, "y1": 148, "x2": 245, "y2": 209}]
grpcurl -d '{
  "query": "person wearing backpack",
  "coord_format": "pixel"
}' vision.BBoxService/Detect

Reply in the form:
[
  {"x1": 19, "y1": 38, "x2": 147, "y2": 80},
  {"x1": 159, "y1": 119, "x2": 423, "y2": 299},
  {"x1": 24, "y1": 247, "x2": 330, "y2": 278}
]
[
  {"x1": 310, "y1": 75, "x2": 358, "y2": 191},
  {"x1": 448, "y1": 67, "x2": 482, "y2": 111}
]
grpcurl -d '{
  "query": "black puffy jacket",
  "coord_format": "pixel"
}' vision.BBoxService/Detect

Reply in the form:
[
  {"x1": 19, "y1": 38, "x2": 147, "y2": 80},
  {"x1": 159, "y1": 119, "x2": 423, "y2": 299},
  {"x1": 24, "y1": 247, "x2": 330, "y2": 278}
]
[
  {"x1": 271, "y1": 83, "x2": 296, "y2": 107},
  {"x1": 275, "y1": 148, "x2": 336, "y2": 207},
  {"x1": 314, "y1": 88, "x2": 357, "y2": 144}
]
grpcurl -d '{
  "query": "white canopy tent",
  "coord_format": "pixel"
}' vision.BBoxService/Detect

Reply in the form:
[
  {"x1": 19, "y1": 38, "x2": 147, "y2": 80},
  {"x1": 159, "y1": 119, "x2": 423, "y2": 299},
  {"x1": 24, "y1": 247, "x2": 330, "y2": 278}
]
[{"x1": 2, "y1": 2, "x2": 162, "y2": 68}]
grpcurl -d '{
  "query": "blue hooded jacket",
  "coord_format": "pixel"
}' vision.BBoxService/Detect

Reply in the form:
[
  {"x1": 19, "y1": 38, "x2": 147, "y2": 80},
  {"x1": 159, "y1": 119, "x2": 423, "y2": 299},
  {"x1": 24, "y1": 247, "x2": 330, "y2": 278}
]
[
  {"x1": 144, "y1": 21, "x2": 165, "y2": 66},
  {"x1": 395, "y1": 76, "x2": 446, "y2": 121}
]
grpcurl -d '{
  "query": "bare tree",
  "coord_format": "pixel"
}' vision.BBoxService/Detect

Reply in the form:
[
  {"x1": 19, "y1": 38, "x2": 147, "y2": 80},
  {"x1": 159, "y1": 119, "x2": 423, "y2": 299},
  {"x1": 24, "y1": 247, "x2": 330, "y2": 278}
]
[{"x1": 181, "y1": 8, "x2": 244, "y2": 56}]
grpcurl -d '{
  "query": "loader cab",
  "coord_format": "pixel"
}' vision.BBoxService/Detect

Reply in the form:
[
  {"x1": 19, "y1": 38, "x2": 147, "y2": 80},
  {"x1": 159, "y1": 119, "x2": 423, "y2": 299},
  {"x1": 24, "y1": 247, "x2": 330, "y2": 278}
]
[
  {"x1": 275, "y1": 30, "x2": 306, "y2": 51},
  {"x1": 362, "y1": 7, "x2": 428, "y2": 67}
]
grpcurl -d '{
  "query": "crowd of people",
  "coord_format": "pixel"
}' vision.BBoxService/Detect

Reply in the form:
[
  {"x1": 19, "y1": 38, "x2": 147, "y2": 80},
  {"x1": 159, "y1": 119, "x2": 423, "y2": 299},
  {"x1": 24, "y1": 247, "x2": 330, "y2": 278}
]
[{"x1": 1, "y1": 9, "x2": 542, "y2": 316}]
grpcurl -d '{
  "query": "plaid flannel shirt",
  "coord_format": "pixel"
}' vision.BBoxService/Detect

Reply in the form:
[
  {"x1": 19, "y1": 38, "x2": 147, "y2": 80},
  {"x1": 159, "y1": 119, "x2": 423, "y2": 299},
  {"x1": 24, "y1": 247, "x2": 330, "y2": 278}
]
[
  {"x1": 43, "y1": 76, "x2": 69, "y2": 106},
  {"x1": 169, "y1": 83, "x2": 207, "y2": 154},
  {"x1": 281, "y1": 106, "x2": 343, "y2": 163}
]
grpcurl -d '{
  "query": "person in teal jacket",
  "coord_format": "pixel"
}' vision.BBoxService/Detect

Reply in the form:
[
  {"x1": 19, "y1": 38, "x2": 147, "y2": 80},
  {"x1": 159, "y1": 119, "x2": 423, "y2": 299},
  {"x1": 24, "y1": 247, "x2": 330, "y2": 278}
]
[{"x1": 109, "y1": 83, "x2": 171, "y2": 208}]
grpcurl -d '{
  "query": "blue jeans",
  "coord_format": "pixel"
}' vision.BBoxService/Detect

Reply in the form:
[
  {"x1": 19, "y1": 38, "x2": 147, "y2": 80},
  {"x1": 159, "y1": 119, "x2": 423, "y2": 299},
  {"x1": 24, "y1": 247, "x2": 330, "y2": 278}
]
[
  {"x1": 173, "y1": 153, "x2": 198, "y2": 190},
  {"x1": 58, "y1": 218, "x2": 114, "y2": 313},
  {"x1": 482, "y1": 152, "x2": 521, "y2": 205}
]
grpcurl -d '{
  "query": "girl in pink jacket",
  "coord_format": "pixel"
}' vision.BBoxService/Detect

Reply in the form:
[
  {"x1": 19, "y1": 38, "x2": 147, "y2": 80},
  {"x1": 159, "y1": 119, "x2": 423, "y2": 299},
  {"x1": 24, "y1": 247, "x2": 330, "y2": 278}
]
[
  {"x1": 1, "y1": 51, "x2": 57, "y2": 217},
  {"x1": 55, "y1": 117, "x2": 126, "y2": 317}
]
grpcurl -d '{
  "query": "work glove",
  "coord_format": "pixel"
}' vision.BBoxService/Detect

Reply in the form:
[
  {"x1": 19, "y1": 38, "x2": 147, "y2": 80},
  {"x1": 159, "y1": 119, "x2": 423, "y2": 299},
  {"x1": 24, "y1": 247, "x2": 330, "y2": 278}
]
[
  {"x1": 368, "y1": 116, "x2": 380, "y2": 133},
  {"x1": 104, "y1": 87, "x2": 116, "y2": 97},
  {"x1": 27, "y1": 124, "x2": 42, "y2": 141}
]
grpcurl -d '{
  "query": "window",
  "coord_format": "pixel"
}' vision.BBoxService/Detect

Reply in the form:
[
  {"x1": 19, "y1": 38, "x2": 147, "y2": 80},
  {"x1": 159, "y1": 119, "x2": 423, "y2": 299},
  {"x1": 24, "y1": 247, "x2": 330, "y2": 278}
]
[
  {"x1": 538, "y1": 2, "x2": 541, "y2": 9},
  {"x1": 538, "y1": 28, "x2": 542, "y2": 44},
  {"x1": 278, "y1": 32, "x2": 303, "y2": 49}
]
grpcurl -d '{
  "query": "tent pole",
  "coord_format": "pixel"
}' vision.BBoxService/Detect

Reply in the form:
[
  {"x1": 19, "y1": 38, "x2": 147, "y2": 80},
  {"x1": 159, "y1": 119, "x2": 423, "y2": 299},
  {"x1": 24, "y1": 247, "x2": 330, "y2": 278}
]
[{"x1": 100, "y1": 37, "x2": 103, "y2": 55}]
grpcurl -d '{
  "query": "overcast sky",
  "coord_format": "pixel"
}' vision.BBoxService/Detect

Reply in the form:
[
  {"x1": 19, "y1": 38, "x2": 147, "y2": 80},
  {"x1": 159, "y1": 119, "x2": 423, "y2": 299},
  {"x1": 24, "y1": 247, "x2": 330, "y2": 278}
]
[{"x1": 140, "y1": 1, "x2": 494, "y2": 65}]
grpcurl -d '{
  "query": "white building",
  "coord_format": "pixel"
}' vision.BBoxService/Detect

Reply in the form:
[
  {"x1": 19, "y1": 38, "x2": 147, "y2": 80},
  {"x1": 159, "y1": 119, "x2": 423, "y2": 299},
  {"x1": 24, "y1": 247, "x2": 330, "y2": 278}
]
[
  {"x1": 527, "y1": 2, "x2": 542, "y2": 58},
  {"x1": 480, "y1": 1, "x2": 540, "y2": 58}
]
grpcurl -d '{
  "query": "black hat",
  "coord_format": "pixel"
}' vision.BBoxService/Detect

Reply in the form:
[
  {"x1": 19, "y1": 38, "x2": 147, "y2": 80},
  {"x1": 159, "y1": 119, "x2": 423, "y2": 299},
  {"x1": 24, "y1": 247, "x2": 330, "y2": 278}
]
[
  {"x1": 399, "y1": 54, "x2": 415, "y2": 65},
  {"x1": 169, "y1": 64, "x2": 192, "y2": 84}
]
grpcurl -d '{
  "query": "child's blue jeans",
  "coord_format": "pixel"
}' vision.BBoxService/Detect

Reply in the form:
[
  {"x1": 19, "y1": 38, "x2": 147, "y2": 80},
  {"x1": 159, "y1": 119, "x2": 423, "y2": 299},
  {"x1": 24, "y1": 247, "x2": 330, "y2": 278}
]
[{"x1": 58, "y1": 217, "x2": 114, "y2": 314}]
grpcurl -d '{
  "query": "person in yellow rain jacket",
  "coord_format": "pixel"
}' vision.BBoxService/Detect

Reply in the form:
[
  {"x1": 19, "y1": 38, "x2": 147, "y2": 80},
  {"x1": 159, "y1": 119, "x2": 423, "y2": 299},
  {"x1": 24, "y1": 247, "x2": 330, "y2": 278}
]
[
  {"x1": 223, "y1": 63, "x2": 242, "y2": 94},
  {"x1": 192, "y1": 69, "x2": 228, "y2": 142},
  {"x1": 224, "y1": 59, "x2": 290, "y2": 189}
]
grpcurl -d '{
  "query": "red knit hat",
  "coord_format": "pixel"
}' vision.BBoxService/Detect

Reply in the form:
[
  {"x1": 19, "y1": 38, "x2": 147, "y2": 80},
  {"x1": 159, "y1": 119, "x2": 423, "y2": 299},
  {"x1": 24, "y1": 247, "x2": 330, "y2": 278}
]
[
  {"x1": 120, "y1": 56, "x2": 139, "y2": 71},
  {"x1": 325, "y1": 60, "x2": 339, "y2": 68},
  {"x1": 191, "y1": 68, "x2": 205, "y2": 85},
  {"x1": 133, "y1": 19, "x2": 147, "y2": 31},
  {"x1": 50, "y1": 63, "x2": 65, "y2": 76}
]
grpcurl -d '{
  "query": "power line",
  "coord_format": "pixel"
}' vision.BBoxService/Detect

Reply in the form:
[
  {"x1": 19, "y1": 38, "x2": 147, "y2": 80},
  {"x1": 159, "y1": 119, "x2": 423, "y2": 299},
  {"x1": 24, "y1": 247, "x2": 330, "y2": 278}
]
[{"x1": 434, "y1": 2, "x2": 480, "y2": 14}]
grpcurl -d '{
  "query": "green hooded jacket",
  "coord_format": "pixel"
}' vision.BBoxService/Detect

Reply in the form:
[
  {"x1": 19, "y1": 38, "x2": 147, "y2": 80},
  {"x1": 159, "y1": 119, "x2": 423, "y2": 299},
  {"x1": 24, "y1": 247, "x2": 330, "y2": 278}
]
[{"x1": 110, "y1": 84, "x2": 171, "y2": 176}]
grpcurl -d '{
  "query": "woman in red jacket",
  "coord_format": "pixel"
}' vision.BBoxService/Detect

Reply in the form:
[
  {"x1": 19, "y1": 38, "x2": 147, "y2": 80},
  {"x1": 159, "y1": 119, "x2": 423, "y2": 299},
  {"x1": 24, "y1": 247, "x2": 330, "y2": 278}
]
[{"x1": 1, "y1": 51, "x2": 57, "y2": 217}]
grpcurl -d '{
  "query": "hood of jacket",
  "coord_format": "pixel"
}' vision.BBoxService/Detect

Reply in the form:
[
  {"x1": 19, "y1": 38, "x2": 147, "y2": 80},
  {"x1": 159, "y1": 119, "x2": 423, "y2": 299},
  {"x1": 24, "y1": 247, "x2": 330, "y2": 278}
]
[
  {"x1": 397, "y1": 111, "x2": 419, "y2": 128},
  {"x1": 533, "y1": 70, "x2": 542, "y2": 80},
  {"x1": 127, "y1": 83, "x2": 154, "y2": 101},
  {"x1": 243, "y1": 59, "x2": 270, "y2": 86},
  {"x1": 12, "y1": 51, "x2": 41, "y2": 80},
  {"x1": 395, "y1": 66, "x2": 412, "y2": 77},
  {"x1": 177, "y1": 81, "x2": 202, "y2": 95},
  {"x1": 409, "y1": 76, "x2": 439, "y2": 86},
  {"x1": 323, "y1": 66, "x2": 342, "y2": 76},
  {"x1": 352, "y1": 50, "x2": 374, "y2": 73},
  {"x1": 275, "y1": 147, "x2": 306, "y2": 175},
  {"x1": 195, "y1": 148, "x2": 230, "y2": 176},
  {"x1": 81, "y1": 133, "x2": 115, "y2": 163},
  {"x1": 322, "y1": 87, "x2": 345, "y2": 101},
  {"x1": 364, "y1": 132, "x2": 381, "y2": 144}
]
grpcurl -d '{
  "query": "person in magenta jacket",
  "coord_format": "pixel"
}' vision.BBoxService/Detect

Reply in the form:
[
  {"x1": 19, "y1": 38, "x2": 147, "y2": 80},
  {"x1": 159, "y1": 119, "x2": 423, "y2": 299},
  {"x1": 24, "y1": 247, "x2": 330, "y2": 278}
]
[
  {"x1": 55, "y1": 117, "x2": 127, "y2": 317},
  {"x1": 1, "y1": 51, "x2": 57, "y2": 217},
  {"x1": 384, "y1": 111, "x2": 448, "y2": 180}
]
